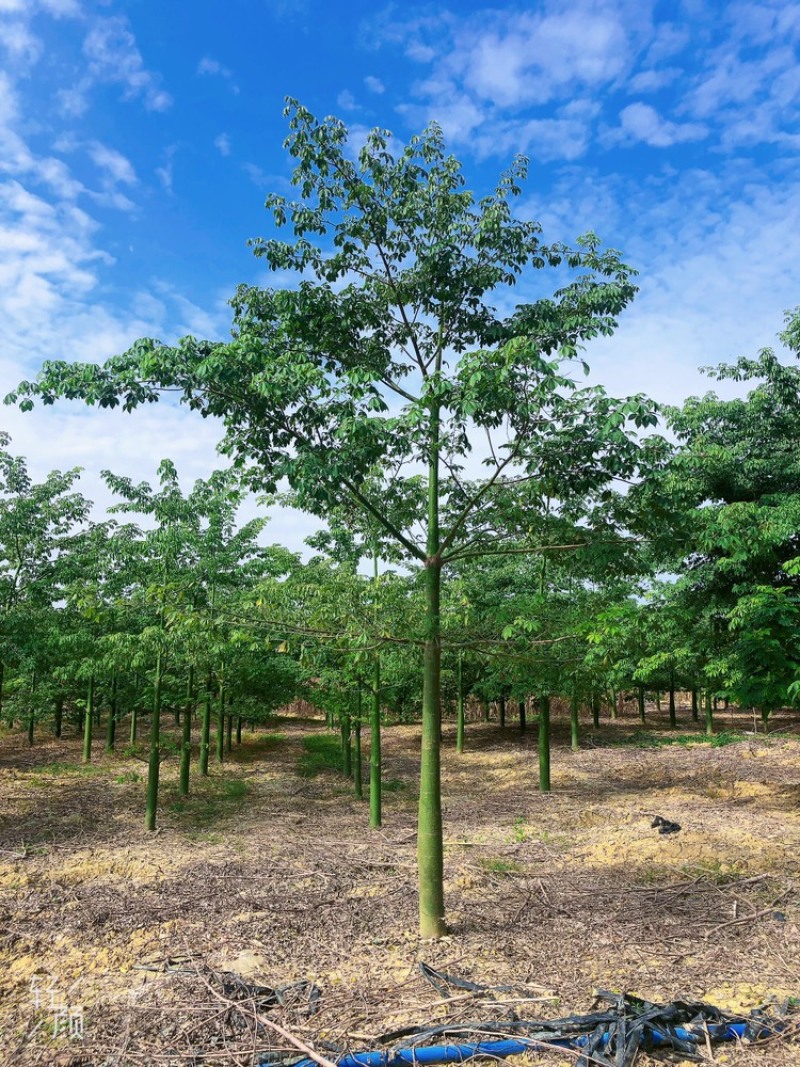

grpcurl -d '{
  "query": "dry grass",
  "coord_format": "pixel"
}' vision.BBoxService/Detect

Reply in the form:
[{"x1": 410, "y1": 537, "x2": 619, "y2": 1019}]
[{"x1": 1, "y1": 703, "x2": 800, "y2": 1065}]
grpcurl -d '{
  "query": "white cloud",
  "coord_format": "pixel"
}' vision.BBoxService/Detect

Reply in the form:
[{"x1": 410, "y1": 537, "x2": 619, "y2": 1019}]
[
  {"x1": 56, "y1": 86, "x2": 90, "y2": 118},
  {"x1": 197, "y1": 55, "x2": 238, "y2": 92},
  {"x1": 337, "y1": 89, "x2": 359, "y2": 111},
  {"x1": 0, "y1": 20, "x2": 42, "y2": 64},
  {"x1": 628, "y1": 67, "x2": 683, "y2": 93},
  {"x1": 39, "y1": 0, "x2": 81, "y2": 15},
  {"x1": 471, "y1": 106, "x2": 598, "y2": 162},
  {"x1": 364, "y1": 75, "x2": 385, "y2": 94},
  {"x1": 528, "y1": 164, "x2": 800, "y2": 408},
  {"x1": 642, "y1": 21, "x2": 689, "y2": 64},
  {"x1": 675, "y1": 6, "x2": 800, "y2": 150},
  {"x1": 345, "y1": 124, "x2": 405, "y2": 160},
  {"x1": 397, "y1": 85, "x2": 484, "y2": 143},
  {"x1": 198, "y1": 56, "x2": 228, "y2": 77},
  {"x1": 74, "y1": 15, "x2": 172, "y2": 113},
  {"x1": 155, "y1": 162, "x2": 173, "y2": 192},
  {"x1": 214, "y1": 133, "x2": 231, "y2": 156},
  {"x1": 87, "y1": 142, "x2": 137, "y2": 185},
  {"x1": 615, "y1": 102, "x2": 708, "y2": 147},
  {"x1": 369, "y1": 0, "x2": 657, "y2": 159}
]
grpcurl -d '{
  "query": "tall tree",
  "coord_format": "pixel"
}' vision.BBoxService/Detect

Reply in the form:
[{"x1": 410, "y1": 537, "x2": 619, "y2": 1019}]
[{"x1": 8, "y1": 103, "x2": 655, "y2": 936}]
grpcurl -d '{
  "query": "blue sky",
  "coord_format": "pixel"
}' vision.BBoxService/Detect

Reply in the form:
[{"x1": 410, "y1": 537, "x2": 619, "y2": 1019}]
[{"x1": 1, "y1": 0, "x2": 800, "y2": 544}]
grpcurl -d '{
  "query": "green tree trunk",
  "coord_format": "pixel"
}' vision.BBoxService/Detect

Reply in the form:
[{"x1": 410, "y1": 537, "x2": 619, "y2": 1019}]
[
  {"x1": 341, "y1": 708, "x2": 352, "y2": 777},
  {"x1": 106, "y1": 673, "x2": 118, "y2": 752},
  {"x1": 370, "y1": 653, "x2": 382, "y2": 827},
  {"x1": 200, "y1": 671, "x2": 212, "y2": 777},
  {"x1": 27, "y1": 667, "x2": 36, "y2": 746},
  {"x1": 655, "y1": 690, "x2": 662, "y2": 712},
  {"x1": 225, "y1": 708, "x2": 233, "y2": 754},
  {"x1": 54, "y1": 695, "x2": 63, "y2": 738},
  {"x1": 236, "y1": 715, "x2": 242, "y2": 744},
  {"x1": 82, "y1": 675, "x2": 94, "y2": 764},
  {"x1": 519, "y1": 698, "x2": 526, "y2": 732},
  {"x1": 538, "y1": 696, "x2": 551, "y2": 792},
  {"x1": 0, "y1": 660, "x2": 4, "y2": 723},
  {"x1": 591, "y1": 691, "x2": 600, "y2": 729},
  {"x1": 145, "y1": 650, "x2": 163, "y2": 831},
  {"x1": 456, "y1": 652, "x2": 465, "y2": 754},
  {"x1": 638, "y1": 685, "x2": 646, "y2": 724},
  {"x1": 354, "y1": 687, "x2": 363, "y2": 799},
  {"x1": 570, "y1": 690, "x2": 579, "y2": 751},
  {"x1": 499, "y1": 692, "x2": 506, "y2": 728},
  {"x1": 216, "y1": 675, "x2": 225, "y2": 764},
  {"x1": 668, "y1": 677, "x2": 677, "y2": 729},
  {"x1": 179, "y1": 665, "x2": 194, "y2": 797},
  {"x1": 130, "y1": 705, "x2": 137, "y2": 744},
  {"x1": 609, "y1": 688, "x2": 617, "y2": 721},
  {"x1": 418, "y1": 402, "x2": 445, "y2": 939},
  {"x1": 482, "y1": 698, "x2": 490, "y2": 722},
  {"x1": 705, "y1": 689, "x2": 714, "y2": 736},
  {"x1": 691, "y1": 688, "x2": 699, "y2": 723}
]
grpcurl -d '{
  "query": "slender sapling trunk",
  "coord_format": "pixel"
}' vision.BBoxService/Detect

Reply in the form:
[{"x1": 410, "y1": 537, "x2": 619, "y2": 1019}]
[
  {"x1": 570, "y1": 690, "x2": 580, "y2": 751},
  {"x1": 179, "y1": 665, "x2": 194, "y2": 797},
  {"x1": 456, "y1": 652, "x2": 465, "y2": 754},
  {"x1": 354, "y1": 687, "x2": 363, "y2": 799},
  {"x1": 200, "y1": 671, "x2": 212, "y2": 776},
  {"x1": 106, "y1": 673, "x2": 117, "y2": 752},
  {"x1": 538, "y1": 696, "x2": 551, "y2": 793},
  {"x1": 145, "y1": 649, "x2": 163, "y2": 831},
  {"x1": 82, "y1": 675, "x2": 94, "y2": 764},
  {"x1": 370, "y1": 653, "x2": 382, "y2": 827}
]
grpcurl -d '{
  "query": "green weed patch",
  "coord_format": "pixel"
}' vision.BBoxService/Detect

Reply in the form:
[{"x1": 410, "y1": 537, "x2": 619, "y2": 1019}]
[{"x1": 298, "y1": 733, "x2": 342, "y2": 777}]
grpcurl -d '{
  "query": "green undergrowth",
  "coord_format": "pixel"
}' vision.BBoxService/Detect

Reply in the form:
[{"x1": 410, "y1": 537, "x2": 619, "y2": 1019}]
[
  {"x1": 605, "y1": 730, "x2": 749, "y2": 749},
  {"x1": 298, "y1": 733, "x2": 343, "y2": 777},
  {"x1": 166, "y1": 774, "x2": 252, "y2": 827},
  {"x1": 253, "y1": 731, "x2": 287, "y2": 748},
  {"x1": 480, "y1": 857, "x2": 523, "y2": 876},
  {"x1": 27, "y1": 761, "x2": 105, "y2": 785}
]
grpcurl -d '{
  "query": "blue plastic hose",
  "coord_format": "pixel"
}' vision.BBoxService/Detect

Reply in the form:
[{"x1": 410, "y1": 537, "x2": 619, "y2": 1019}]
[{"x1": 284, "y1": 1021, "x2": 752, "y2": 1067}]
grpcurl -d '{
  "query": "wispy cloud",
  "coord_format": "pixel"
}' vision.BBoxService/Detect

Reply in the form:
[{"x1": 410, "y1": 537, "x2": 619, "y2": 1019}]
[
  {"x1": 197, "y1": 55, "x2": 239, "y2": 93},
  {"x1": 0, "y1": 19, "x2": 43, "y2": 64},
  {"x1": 336, "y1": 89, "x2": 359, "y2": 111},
  {"x1": 87, "y1": 142, "x2": 137, "y2": 185},
  {"x1": 58, "y1": 15, "x2": 172, "y2": 117},
  {"x1": 365, "y1": 0, "x2": 655, "y2": 158},
  {"x1": 214, "y1": 133, "x2": 231, "y2": 157},
  {"x1": 613, "y1": 102, "x2": 708, "y2": 147},
  {"x1": 364, "y1": 75, "x2": 385, "y2": 94}
]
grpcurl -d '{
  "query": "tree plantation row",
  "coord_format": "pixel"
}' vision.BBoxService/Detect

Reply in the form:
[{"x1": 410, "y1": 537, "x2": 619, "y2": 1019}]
[{"x1": 4, "y1": 102, "x2": 800, "y2": 937}]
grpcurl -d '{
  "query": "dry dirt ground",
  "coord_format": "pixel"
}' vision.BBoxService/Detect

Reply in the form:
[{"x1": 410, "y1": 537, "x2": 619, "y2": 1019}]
[{"x1": 1, "y1": 703, "x2": 800, "y2": 1067}]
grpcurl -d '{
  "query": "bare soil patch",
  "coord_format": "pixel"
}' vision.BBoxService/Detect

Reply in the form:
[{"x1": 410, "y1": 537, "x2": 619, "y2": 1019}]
[{"x1": 1, "y1": 706, "x2": 800, "y2": 1065}]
